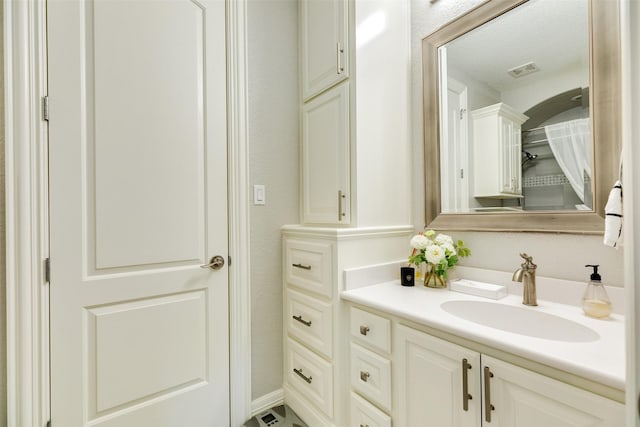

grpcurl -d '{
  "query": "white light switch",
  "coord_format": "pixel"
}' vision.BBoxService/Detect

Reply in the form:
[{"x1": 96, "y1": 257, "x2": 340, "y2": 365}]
[{"x1": 253, "y1": 185, "x2": 266, "y2": 205}]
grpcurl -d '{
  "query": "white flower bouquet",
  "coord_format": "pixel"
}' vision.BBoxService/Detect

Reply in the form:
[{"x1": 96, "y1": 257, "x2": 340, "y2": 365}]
[{"x1": 409, "y1": 229, "x2": 470, "y2": 288}]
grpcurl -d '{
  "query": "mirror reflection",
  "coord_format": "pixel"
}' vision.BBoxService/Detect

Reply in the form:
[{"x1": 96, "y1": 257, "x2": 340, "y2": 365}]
[{"x1": 438, "y1": 0, "x2": 590, "y2": 213}]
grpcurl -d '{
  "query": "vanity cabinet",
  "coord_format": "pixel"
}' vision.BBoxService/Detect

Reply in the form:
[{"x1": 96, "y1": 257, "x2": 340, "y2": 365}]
[
  {"x1": 299, "y1": 0, "x2": 411, "y2": 227},
  {"x1": 300, "y1": 0, "x2": 348, "y2": 101},
  {"x1": 395, "y1": 324, "x2": 625, "y2": 427},
  {"x1": 472, "y1": 103, "x2": 528, "y2": 199}
]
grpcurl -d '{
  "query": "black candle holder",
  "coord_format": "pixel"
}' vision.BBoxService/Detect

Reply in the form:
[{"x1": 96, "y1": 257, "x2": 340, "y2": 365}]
[{"x1": 400, "y1": 266, "x2": 415, "y2": 287}]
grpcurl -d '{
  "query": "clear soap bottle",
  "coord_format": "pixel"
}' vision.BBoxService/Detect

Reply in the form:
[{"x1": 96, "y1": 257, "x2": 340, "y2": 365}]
[{"x1": 582, "y1": 264, "x2": 612, "y2": 318}]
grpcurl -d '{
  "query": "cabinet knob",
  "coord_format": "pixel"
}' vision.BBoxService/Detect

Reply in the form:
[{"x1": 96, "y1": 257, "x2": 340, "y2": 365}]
[
  {"x1": 360, "y1": 371, "x2": 370, "y2": 382},
  {"x1": 359, "y1": 325, "x2": 370, "y2": 336}
]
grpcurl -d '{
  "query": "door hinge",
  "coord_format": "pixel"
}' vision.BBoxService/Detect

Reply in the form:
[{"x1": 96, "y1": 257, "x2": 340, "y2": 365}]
[
  {"x1": 45, "y1": 258, "x2": 51, "y2": 283},
  {"x1": 228, "y1": 256, "x2": 232, "y2": 267},
  {"x1": 459, "y1": 108, "x2": 467, "y2": 120},
  {"x1": 460, "y1": 169, "x2": 464, "y2": 179},
  {"x1": 46, "y1": 420, "x2": 51, "y2": 427},
  {"x1": 42, "y1": 96, "x2": 49, "y2": 121}
]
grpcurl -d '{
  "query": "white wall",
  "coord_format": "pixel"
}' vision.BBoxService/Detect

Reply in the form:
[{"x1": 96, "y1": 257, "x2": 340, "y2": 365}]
[
  {"x1": 247, "y1": 0, "x2": 299, "y2": 400},
  {"x1": 411, "y1": 0, "x2": 624, "y2": 287}
]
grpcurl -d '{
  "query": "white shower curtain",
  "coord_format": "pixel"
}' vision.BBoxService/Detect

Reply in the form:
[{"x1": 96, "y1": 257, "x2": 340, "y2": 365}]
[{"x1": 544, "y1": 118, "x2": 591, "y2": 202}]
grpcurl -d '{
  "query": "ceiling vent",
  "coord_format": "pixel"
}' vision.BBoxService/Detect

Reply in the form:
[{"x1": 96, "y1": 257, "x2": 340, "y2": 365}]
[{"x1": 507, "y1": 62, "x2": 540, "y2": 78}]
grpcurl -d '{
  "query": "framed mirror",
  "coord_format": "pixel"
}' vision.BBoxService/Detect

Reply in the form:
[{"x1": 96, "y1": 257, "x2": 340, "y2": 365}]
[{"x1": 423, "y1": 0, "x2": 620, "y2": 233}]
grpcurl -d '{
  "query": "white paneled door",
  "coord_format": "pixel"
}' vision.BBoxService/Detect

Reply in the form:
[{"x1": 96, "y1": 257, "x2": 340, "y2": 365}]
[{"x1": 47, "y1": 0, "x2": 229, "y2": 426}]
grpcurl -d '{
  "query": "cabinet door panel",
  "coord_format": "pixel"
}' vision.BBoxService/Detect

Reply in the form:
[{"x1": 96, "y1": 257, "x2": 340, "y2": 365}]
[
  {"x1": 395, "y1": 325, "x2": 480, "y2": 427},
  {"x1": 483, "y1": 356, "x2": 624, "y2": 427},
  {"x1": 300, "y1": 0, "x2": 348, "y2": 100},
  {"x1": 302, "y1": 83, "x2": 350, "y2": 224}
]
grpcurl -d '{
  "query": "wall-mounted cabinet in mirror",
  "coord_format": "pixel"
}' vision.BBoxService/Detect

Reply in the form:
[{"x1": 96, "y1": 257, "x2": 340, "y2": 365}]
[{"x1": 423, "y1": 0, "x2": 620, "y2": 233}]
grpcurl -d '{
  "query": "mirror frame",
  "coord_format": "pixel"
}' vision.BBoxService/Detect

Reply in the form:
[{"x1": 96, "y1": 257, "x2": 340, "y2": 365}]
[{"x1": 423, "y1": 0, "x2": 620, "y2": 234}]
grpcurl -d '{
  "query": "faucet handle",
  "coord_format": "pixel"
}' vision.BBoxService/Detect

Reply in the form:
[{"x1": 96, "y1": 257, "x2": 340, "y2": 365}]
[
  {"x1": 518, "y1": 253, "x2": 537, "y2": 270},
  {"x1": 519, "y1": 253, "x2": 533, "y2": 262}
]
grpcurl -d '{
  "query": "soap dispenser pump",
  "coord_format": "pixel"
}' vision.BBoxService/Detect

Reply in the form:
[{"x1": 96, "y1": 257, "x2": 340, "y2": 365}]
[{"x1": 582, "y1": 264, "x2": 612, "y2": 318}]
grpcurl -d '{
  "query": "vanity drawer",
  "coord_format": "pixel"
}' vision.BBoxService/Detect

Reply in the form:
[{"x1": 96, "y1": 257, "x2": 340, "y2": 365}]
[
  {"x1": 285, "y1": 239, "x2": 333, "y2": 299},
  {"x1": 286, "y1": 337, "x2": 334, "y2": 418},
  {"x1": 350, "y1": 343, "x2": 391, "y2": 412},
  {"x1": 350, "y1": 307, "x2": 391, "y2": 354},
  {"x1": 286, "y1": 289, "x2": 333, "y2": 358},
  {"x1": 350, "y1": 392, "x2": 392, "y2": 427}
]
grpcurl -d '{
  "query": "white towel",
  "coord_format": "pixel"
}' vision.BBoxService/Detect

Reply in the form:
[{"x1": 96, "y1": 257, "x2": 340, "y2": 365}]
[{"x1": 603, "y1": 180, "x2": 623, "y2": 247}]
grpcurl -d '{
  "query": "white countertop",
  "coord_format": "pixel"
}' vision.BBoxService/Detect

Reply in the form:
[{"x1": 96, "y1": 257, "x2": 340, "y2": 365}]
[{"x1": 341, "y1": 280, "x2": 625, "y2": 391}]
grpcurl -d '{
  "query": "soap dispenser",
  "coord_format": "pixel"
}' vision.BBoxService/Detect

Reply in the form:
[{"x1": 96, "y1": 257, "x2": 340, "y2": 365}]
[{"x1": 582, "y1": 264, "x2": 612, "y2": 318}]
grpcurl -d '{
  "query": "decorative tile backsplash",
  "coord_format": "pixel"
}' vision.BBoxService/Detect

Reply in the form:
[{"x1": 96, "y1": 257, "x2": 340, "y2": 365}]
[{"x1": 522, "y1": 174, "x2": 570, "y2": 188}]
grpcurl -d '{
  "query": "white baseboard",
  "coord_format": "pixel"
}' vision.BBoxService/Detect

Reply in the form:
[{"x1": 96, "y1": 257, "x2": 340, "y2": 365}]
[{"x1": 251, "y1": 388, "x2": 285, "y2": 417}]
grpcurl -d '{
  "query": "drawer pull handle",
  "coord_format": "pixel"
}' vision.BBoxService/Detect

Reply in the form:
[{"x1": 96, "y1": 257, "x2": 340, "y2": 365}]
[
  {"x1": 462, "y1": 358, "x2": 472, "y2": 411},
  {"x1": 484, "y1": 366, "x2": 495, "y2": 422},
  {"x1": 292, "y1": 263, "x2": 312, "y2": 270},
  {"x1": 360, "y1": 371, "x2": 370, "y2": 382},
  {"x1": 292, "y1": 315, "x2": 312, "y2": 327},
  {"x1": 293, "y1": 368, "x2": 313, "y2": 384},
  {"x1": 360, "y1": 425, "x2": 369, "y2": 427},
  {"x1": 359, "y1": 325, "x2": 370, "y2": 336}
]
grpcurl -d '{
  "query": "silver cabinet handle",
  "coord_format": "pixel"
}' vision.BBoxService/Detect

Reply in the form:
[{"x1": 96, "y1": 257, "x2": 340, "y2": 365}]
[
  {"x1": 462, "y1": 358, "x2": 472, "y2": 411},
  {"x1": 200, "y1": 255, "x2": 225, "y2": 270},
  {"x1": 292, "y1": 315, "x2": 312, "y2": 327},
  {"x1": 293, "y1": 368, "x2": 312, "y2": 384},
  {"x1": 359, "y1": 325, "x2": 370, "y2": 336},
  {"x1": 338, "y1": 190, "x2": 346, "y2": 221},
  {"x1": 360, "y1": 371, "x2": 370, "y2": 382},
  {"x1": 336, "y1": 42, "x2": 344, "y2": 74},
  {"x1": 292, "y1": 263, "x2": 311, "y2": 270},
  {"x1": 484, "y1": 366, "x2": 495, "y2": 422}
]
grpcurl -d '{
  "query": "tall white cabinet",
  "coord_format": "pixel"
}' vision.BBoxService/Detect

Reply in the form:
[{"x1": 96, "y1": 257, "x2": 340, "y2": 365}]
[
  {"x1": 299, "y1": 0, "x2": 411, "y2": 227},
  {"x1": 286, "y1": 0, "x2": 412, "y2": 425},
  {"x1": 472, "y1": 103, "x2": 528, "y2": 199}
]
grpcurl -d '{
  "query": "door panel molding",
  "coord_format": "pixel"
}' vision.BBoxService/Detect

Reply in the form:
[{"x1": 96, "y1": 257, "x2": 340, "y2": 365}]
[{"x1": 5, "y1": 1, "x2": 252, "y2": 426}]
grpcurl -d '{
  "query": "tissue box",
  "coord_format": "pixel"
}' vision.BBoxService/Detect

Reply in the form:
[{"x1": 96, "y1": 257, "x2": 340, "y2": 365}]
[{"x1": 450, "y1": 279, "x2": 507, "y2": 300}]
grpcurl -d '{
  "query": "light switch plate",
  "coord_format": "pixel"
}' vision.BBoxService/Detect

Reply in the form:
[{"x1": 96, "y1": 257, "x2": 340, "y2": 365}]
[{"x1": 253, "y1": 185, "x2": 266, "y2": 205}]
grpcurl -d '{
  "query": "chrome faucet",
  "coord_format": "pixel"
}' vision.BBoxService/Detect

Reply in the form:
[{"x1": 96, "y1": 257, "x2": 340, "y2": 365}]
[{"x1": 512, "y1": 253, "x2": 538, "y2": 306}]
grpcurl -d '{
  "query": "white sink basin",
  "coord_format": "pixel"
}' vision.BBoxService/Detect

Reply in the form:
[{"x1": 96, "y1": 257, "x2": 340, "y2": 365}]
[{"x1": 440, "y1": 300, "x2": 599, "y2": 342}]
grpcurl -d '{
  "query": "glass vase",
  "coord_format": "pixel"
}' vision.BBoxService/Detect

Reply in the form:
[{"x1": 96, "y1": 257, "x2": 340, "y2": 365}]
[{"x1": 423, "y1": 269, "x2": 448, "y2": 288}]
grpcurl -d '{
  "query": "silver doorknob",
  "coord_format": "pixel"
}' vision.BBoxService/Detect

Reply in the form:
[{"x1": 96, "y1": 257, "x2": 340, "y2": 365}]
[{"x1": 200, "y1": 255, "x2": 225, "y2": 270}]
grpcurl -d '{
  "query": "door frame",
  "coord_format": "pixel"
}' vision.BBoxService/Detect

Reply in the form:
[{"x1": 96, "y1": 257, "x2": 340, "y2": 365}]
[
  {"x1": 623, "y1": 1, "x2": 640, "y2": 425},
  {"x1": 5, "y1": 1, "x2": 252, "y2": 426}
]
